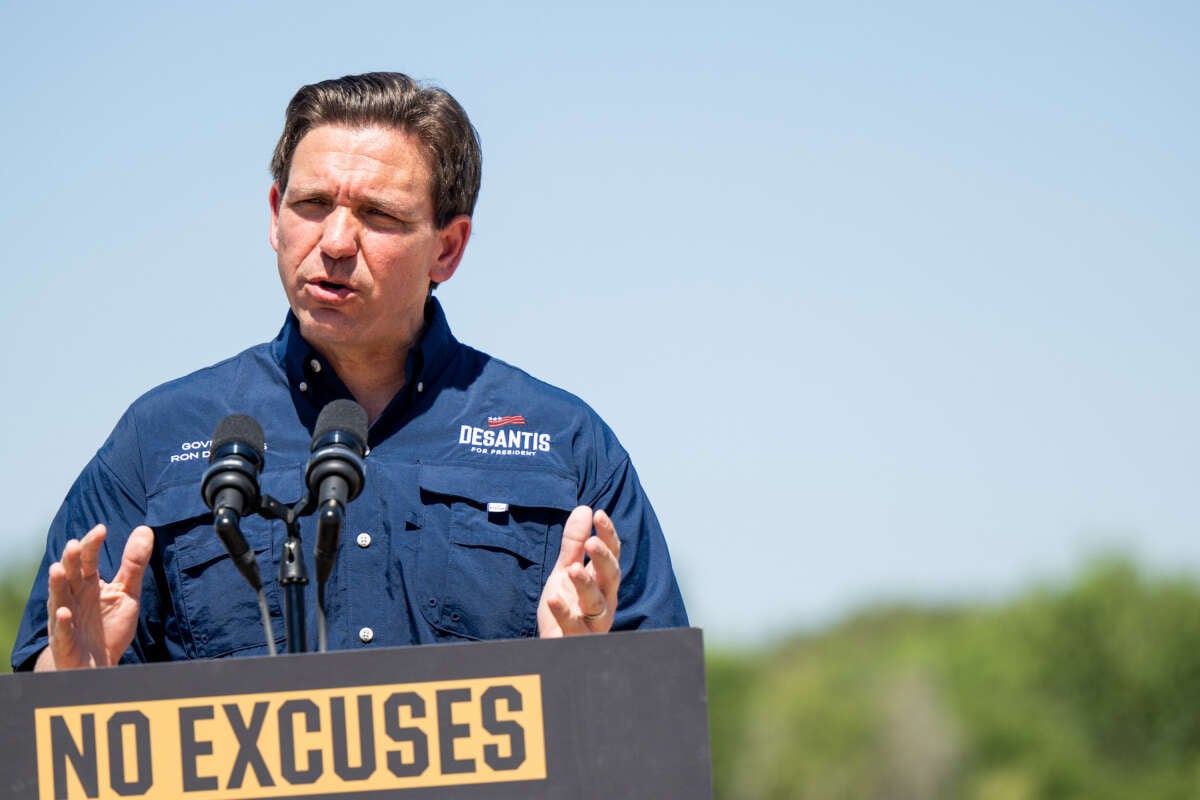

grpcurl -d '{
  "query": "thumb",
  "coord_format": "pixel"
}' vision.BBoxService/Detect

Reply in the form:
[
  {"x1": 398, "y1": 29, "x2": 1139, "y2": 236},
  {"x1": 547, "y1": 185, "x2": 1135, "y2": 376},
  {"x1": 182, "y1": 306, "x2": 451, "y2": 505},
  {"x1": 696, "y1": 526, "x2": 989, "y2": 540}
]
[
  {"x1": 553, "y1": 506, "x2": 594, "y2": 569},
  {"x1": 113, "y1": 526, "x2": 155, "y2": 598}
]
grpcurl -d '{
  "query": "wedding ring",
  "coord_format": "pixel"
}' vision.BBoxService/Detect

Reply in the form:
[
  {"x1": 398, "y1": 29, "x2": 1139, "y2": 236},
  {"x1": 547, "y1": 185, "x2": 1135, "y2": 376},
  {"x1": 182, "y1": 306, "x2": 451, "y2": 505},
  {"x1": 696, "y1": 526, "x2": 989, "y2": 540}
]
[{"x1": 583, "y1": 604, "x2": 608, "y2": 622}]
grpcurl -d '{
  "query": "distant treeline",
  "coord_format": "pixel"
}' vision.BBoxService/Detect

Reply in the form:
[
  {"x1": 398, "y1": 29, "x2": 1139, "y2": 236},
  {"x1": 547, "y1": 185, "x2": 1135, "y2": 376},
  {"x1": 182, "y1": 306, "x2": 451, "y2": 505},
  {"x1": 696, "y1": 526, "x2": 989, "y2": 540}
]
[
  {"x1": 0, "y1": 558, "x2": 36, "y2": 670},
  {"x1": 708, "y1": 558, "x2": 1200, "y2": 799},
  {"x1": 5, "y1": 556, "x2": 1200, "y2": 799}
]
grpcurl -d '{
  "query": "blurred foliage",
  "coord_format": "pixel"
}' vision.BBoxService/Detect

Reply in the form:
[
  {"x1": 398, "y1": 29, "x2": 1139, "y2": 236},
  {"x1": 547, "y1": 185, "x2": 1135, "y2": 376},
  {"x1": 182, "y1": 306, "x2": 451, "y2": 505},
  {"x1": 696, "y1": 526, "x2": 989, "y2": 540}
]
[
  {"x1": 706, "y1": 558, "x2": 1200, "y2": 800},
  {"x1": 4, "y1": 554, "x2": 1200, "y2": 798},
  {"x1": 0, "y1": 557, "x2": 38, "y2": 671}
]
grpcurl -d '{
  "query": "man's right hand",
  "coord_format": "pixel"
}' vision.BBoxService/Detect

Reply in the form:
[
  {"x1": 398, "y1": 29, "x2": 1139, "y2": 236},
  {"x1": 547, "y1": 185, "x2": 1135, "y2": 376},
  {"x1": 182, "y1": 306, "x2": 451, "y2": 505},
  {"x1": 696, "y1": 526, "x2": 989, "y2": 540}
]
[{"x1": 35, "y1": 524, "x2": 155, "y2": 671}]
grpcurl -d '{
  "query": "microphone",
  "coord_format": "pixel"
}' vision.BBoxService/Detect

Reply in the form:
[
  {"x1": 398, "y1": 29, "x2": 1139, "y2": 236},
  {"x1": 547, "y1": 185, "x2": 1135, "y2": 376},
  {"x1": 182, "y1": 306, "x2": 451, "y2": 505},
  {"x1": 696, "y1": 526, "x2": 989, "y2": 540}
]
[
  {"x1": 306, "y1": 399, "x2": 368, "y2": 586},
  {"x1": 201, "y1": 414, "x2": 266, "y2": 591}
]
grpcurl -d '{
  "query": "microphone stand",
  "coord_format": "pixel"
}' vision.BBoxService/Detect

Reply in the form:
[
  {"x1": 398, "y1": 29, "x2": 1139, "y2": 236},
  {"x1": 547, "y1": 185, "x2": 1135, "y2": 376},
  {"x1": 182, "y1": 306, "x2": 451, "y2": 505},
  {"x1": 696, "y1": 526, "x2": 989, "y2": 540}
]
[
  {"x1": 257, "y1": 493, "x2": 314, "y2": 655},
  {"x1": 218, "y1": 486, "x2": 346, "y2": 656}
]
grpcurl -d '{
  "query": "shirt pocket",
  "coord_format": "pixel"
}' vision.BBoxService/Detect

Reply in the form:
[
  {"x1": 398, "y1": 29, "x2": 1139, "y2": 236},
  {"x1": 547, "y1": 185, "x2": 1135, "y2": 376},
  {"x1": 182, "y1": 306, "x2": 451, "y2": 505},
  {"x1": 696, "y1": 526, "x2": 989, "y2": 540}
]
[
  {"x1": 415, "y1": 464, "x2": 578, "y2": 641},
  {"x1": 147, "y1": 474, "x2": 288, "y2": 659}
]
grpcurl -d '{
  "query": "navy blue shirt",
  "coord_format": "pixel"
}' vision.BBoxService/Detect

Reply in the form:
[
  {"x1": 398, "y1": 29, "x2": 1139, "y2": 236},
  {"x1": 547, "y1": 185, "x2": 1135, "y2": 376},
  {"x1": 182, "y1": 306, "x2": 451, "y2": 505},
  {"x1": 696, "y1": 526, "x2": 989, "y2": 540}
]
[{"x1": 12, "y1": 299, "x2": 687, "y2": 670}]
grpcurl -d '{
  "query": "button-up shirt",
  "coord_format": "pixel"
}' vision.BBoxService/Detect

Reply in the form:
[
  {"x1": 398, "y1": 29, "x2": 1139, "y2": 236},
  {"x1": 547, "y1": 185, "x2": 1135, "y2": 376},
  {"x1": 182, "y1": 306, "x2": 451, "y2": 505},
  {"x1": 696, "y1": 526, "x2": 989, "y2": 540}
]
[{"x1": 12, "y1": 299, "x2": 687, "y2": 669}]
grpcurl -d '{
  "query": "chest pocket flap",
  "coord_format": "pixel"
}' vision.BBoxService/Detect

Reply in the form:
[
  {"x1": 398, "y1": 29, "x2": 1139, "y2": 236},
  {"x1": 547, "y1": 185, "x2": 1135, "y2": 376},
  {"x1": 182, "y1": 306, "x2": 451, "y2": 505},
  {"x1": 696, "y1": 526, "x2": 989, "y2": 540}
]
[
  {"x1": 419, "y1": 464, "x2": 577, "y2": 510},
  {"x1": 145, "y1": 469, "x2": 296, "y2": 658},
  {"x1": 146, "y1": 469, "x2": 298, "y2": 569},
  {"x1": 416, "y1": 463, "x2": 578, "y2": 640},
  {"x1": 145, "y1": 481, "x2": 229, "y2": 570}
]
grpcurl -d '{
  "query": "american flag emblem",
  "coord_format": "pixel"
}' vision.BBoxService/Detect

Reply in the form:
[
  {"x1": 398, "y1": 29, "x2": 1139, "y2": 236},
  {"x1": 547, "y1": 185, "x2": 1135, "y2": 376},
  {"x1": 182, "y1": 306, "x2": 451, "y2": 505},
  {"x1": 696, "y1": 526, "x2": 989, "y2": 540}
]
[{"x1": 487, "y1": 415, "x2": 527, "y2": 428}]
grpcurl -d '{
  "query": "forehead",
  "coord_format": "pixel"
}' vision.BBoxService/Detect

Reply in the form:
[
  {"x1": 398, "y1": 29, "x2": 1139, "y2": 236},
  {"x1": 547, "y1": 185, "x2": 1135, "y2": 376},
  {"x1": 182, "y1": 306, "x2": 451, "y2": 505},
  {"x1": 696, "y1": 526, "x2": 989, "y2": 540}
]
[{"x1": 287, "y1": 124, "x2": 433, "y2": 199}]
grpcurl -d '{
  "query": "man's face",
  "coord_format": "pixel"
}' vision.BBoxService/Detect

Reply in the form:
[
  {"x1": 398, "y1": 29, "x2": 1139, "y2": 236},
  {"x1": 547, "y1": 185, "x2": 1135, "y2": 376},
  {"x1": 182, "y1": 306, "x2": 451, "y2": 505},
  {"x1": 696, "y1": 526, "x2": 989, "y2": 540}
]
[{"x1": 269, "y1": 124, "x2": 469, "y2": 362}]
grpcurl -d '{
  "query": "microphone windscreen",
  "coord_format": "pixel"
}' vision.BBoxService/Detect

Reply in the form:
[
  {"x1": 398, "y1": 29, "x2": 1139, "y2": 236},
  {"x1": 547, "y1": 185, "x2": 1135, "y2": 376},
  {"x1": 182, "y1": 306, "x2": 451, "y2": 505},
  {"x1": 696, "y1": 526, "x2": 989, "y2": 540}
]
[
  {"x1": 314, "y1": 399, "x2": 368, "y2": 444},
  {"x1": 211, "y1": 414, "x2": 266, "y2": 457}
]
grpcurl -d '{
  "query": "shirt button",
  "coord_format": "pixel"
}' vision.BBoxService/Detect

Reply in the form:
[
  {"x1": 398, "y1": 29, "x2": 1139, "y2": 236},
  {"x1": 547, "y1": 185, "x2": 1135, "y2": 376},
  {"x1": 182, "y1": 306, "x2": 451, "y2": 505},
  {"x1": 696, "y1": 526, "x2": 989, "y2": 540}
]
[
  {"x1": 309, "y1": 358, "x2": 323, "y2": 373},
  {"x1": 356, "y1": 532, "x2": 372, "y2": 548},
  {"x1": 298, "y1": 381, "x2": 308, "y2": 393},
  {"x1": 416, "y1": 381, "x2": 424, "y2": 393},
  {"x1": 359, "y1": 627, "x2": 374, "y2": 643}
]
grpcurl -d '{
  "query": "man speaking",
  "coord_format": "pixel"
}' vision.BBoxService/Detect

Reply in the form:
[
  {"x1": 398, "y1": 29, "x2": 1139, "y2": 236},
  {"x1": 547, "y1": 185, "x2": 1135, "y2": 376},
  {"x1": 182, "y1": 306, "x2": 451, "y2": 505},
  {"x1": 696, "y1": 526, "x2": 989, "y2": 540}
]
[{"x1": 12, "y1": 72, "x2": 687, "y2": 670}]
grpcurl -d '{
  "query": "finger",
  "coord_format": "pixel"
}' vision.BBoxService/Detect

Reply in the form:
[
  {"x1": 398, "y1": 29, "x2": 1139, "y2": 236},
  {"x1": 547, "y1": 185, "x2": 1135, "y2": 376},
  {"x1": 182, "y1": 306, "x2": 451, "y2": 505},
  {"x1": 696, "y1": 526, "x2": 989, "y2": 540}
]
[
  {"x1": 60, "y1": 539, "x2": 83, "y2": 596},
  {"x1": 47, "y1": 561, "x2": 69, "y2": 619},
  {"x1": 50, "y1": 605, "x2": 80, "y2": 668},
  {"x1": 112, "y1": 526, "x2": 155, "y2": 598},
  {"x1": 567, "y1": 563, "x2": 609, "y2": 626},
  {"x1": 79, "y1": 525, "x2": 107, "y2": 583},
  {"x1": 592, "y1": 510, "x2": 621, "y2": 562},
  {"x1": 553, "y1": 506, "x2": 594, "y2": 569},
  {"x1": 545, "y1": 583, "x2": 586, "y2": 637},
  {"x1": 543, "y1": 593, "x2": 570, "y2": 637},
  {"x1": 587, "y1": 509, "x2": 621, "y2": 590},
  {"x1": 585, "y1": 535, "x2": 621, "y2": 599}
]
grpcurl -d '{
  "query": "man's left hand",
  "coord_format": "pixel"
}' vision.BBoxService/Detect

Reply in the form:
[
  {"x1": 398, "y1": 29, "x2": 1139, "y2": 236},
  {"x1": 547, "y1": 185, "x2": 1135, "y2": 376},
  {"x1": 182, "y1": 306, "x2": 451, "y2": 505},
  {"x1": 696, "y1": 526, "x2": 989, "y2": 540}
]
[{"x1": 538, "y1": 506, "x2": 621, "y2": 636}]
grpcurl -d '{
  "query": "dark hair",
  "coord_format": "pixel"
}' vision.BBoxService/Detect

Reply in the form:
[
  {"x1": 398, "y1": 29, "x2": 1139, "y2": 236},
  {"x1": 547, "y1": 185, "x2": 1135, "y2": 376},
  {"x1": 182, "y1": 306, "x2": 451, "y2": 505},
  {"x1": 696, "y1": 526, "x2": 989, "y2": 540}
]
[{"x1": 270, "y1": 72, "x2": 481, "y2": 229}]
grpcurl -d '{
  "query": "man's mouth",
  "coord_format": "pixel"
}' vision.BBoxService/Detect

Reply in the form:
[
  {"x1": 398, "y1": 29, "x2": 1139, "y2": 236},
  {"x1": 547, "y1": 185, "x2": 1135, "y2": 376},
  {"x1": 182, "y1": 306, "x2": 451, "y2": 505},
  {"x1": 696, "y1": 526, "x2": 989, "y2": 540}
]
[{"x1": 306, "y1": 278, "x2": 354, "y2": 300}]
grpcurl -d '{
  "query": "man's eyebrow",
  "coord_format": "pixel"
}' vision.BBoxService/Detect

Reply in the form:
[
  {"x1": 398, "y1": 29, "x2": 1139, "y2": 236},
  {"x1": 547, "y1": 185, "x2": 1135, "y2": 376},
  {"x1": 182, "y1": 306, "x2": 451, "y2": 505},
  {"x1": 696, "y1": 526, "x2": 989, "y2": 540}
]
[
  {"x1": 358, "y1": 195, "x2": 419, "y2": 217},
  {"x1": 283, "y1": 182, "x2": 331, "y2": 198},
  {"x1": 285, "y1": 184, "x2": 419, "y2": 217}
]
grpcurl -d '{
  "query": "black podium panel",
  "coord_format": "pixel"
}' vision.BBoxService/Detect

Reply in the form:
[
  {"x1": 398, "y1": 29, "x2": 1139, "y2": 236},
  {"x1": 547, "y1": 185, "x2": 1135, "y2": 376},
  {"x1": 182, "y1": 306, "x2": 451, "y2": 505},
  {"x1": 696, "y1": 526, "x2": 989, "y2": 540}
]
[{"x1": 0, "y1": 628, "x2": 711, "y2": 799}]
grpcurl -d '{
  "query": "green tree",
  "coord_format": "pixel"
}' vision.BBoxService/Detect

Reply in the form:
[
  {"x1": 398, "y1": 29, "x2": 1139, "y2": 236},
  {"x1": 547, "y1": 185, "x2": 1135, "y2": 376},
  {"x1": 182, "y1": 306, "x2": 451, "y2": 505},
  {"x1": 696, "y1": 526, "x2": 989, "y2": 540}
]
[
  {"x1": 707, "y1": 558, "x2": 1200, "y2": 800},
  {"x1": 0, "y1": 556, "x2": 40, "y2": 672}
]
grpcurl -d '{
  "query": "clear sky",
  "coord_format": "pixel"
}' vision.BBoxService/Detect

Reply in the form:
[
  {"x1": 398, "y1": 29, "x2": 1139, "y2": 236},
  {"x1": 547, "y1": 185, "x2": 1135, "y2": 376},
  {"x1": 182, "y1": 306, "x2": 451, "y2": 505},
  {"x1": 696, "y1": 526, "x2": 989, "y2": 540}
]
[{"x1": 1, "y1": 1, "x2": 1196, "y2": 644}]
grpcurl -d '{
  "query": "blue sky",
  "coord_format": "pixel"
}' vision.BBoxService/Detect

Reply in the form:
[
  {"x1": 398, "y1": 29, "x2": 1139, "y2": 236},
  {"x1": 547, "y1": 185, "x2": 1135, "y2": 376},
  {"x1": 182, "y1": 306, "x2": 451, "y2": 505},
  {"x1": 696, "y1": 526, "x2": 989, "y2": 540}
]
[{"x1": 1, "y1": 1, "x2": 1196, "y2": 643}]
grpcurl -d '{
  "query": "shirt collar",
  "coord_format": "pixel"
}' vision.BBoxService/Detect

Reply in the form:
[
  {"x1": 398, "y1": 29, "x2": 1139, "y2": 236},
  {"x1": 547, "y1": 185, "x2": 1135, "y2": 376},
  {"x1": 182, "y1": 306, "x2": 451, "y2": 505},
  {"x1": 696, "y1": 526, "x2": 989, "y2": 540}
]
[{"x1": 272, "y1": 296, "x2": 460, "y2": 419}]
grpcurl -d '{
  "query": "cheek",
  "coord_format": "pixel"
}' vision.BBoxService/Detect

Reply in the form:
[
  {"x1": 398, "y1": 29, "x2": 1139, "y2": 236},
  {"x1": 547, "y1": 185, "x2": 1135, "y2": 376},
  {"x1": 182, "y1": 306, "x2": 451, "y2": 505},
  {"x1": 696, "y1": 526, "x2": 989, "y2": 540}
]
[
  {"x1": 274, "y1": 220, "x2": 315, "y2": 267},
  {"x1": 277, "y1": 215, "x2": 302, "y2": 248},
  {"x1": 274, "y1": 232, "x2": 310, "y2": 286},
  {"x1": 363, "y1": 238, "x2": 434, "y2": 277},
  {"x1": 359, "y1": 243, "x2": 410, "y2": 279}
]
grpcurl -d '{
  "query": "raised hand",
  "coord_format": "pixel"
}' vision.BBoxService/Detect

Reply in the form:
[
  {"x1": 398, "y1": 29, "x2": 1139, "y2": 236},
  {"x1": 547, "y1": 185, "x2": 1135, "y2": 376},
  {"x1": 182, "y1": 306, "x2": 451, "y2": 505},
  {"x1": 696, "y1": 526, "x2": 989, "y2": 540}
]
[
  {"x1": 538, "y1": 506, "x2": 622, "y2": 637},
  {"x1": 39, "y1": 524, "x2": 155, "y2": 670}
]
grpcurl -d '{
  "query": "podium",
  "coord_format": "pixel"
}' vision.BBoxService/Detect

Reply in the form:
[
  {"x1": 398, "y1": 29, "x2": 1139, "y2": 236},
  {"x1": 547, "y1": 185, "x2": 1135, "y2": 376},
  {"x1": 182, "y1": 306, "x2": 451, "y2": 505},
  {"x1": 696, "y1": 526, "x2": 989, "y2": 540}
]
[{"x1": 0, "y1": 628, "x2": 712, "y2": 799}]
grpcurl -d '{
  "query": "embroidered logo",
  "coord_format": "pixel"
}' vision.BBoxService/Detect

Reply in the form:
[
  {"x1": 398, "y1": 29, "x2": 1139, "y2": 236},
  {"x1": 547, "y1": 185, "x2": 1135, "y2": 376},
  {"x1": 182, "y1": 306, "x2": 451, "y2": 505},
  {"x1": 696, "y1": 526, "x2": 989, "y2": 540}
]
[
  {"x1": 459, "y1": 416, "x2": 551, "y2": 457},
  {"x1": 169, "y1": 438, "x2": 212, "y2": 463},
  {"x1": 168, "y1": 437, "x2": 268, "y2": 465}
]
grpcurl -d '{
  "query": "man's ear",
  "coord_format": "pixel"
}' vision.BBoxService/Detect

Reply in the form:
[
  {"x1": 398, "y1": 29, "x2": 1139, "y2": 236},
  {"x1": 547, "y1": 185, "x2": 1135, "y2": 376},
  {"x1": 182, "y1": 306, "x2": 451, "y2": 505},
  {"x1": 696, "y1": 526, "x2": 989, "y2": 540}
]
[
  {"x1": 268, "y1": 183, "x2": 283, "y2": 252},
  {"x1": 429, "y1": 215, "x2": 472, "y2": 285}
]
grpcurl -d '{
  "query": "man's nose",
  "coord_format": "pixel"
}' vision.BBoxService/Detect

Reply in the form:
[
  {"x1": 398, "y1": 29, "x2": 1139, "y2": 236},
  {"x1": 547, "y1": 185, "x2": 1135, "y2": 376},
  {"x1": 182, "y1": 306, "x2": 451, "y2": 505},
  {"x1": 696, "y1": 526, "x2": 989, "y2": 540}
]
[{"x1": 320, "y1": 208, "x2": 358, "y2": 259}]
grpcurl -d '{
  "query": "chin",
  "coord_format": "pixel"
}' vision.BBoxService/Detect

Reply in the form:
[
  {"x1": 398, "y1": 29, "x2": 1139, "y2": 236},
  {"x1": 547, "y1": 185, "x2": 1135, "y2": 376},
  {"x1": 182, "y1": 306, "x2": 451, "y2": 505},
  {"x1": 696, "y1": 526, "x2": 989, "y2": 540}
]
[{"x1": 296, "y1": 312, "x2": 356, "y2": 345}]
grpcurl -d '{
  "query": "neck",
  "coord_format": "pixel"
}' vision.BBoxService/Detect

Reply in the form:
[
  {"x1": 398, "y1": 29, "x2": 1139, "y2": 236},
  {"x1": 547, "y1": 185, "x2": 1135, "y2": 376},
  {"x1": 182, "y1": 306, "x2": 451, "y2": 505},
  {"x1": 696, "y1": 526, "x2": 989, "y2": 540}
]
[{"x1": 321, "y1": 344, "x2": 411, "y2": 424}]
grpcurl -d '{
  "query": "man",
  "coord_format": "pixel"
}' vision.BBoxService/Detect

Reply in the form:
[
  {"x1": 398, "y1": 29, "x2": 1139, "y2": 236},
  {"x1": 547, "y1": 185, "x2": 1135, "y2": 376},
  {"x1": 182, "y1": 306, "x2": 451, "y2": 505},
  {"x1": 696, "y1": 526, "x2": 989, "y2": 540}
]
[{"x1": 12, "y1": 72, "x2": 687, "y2": 671}]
